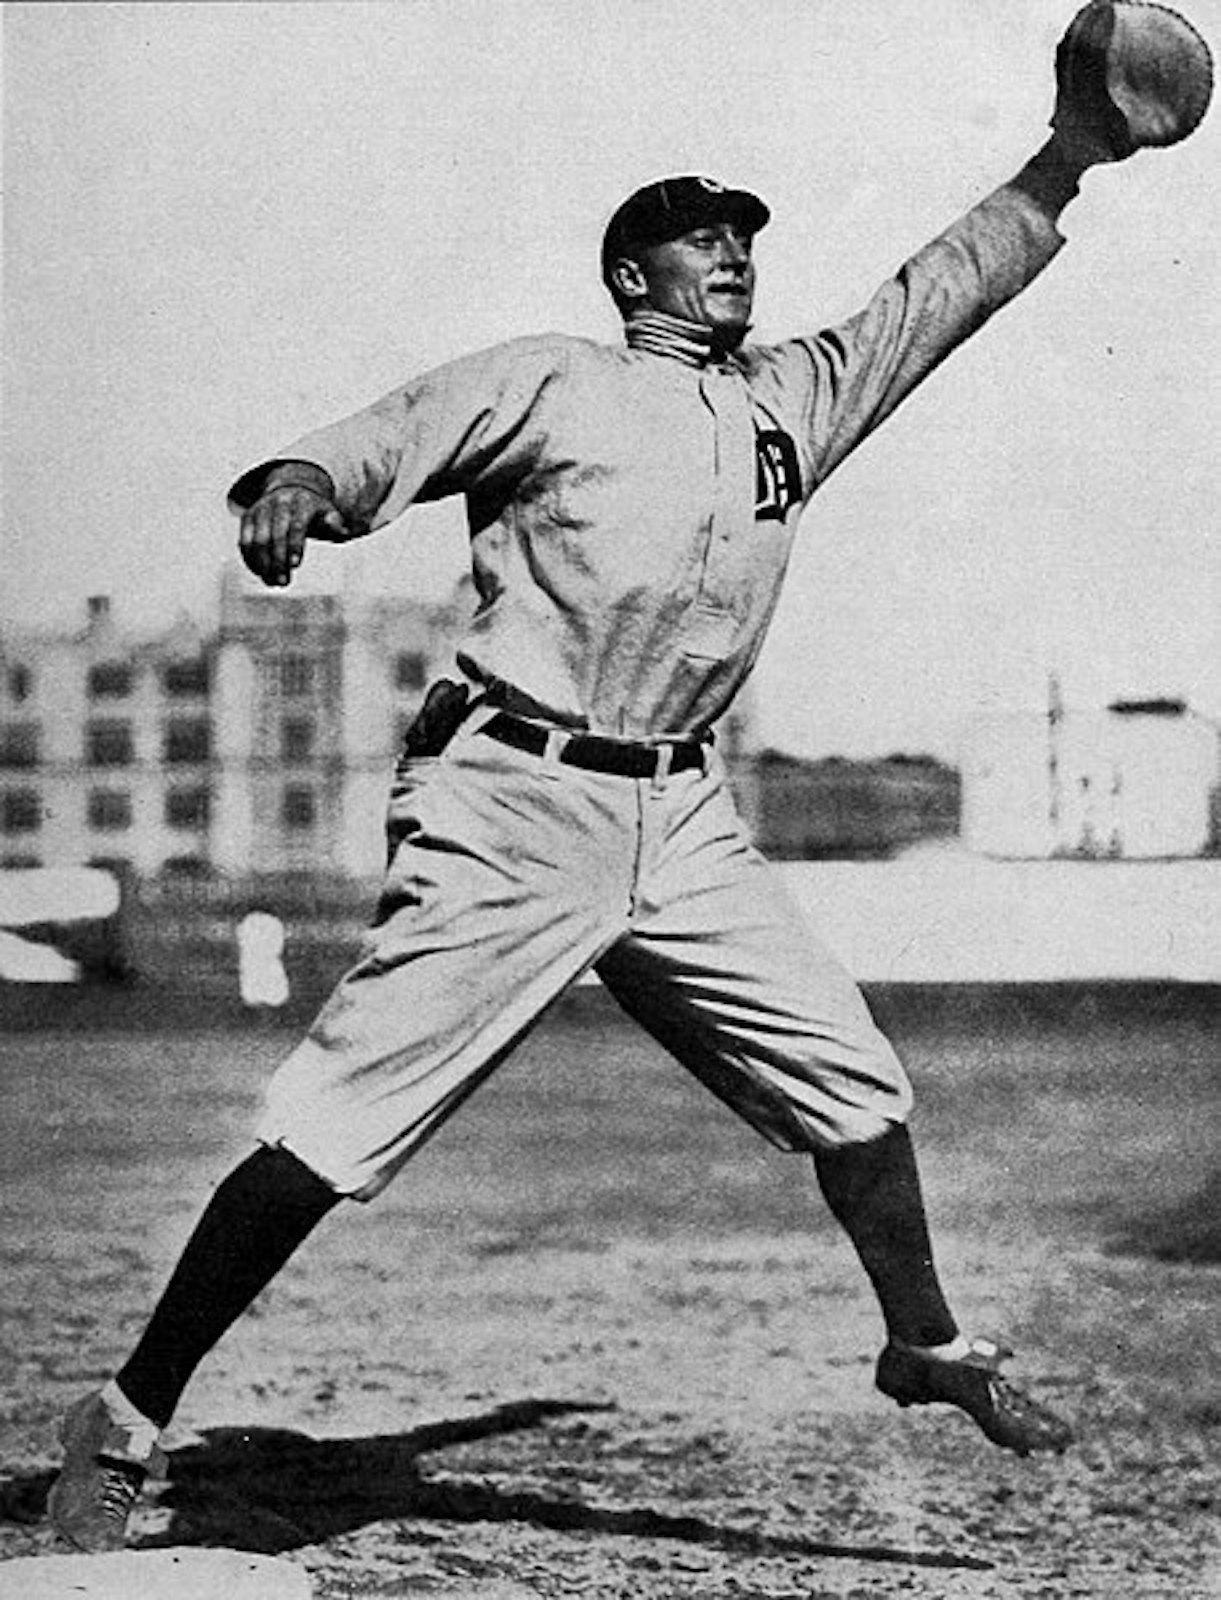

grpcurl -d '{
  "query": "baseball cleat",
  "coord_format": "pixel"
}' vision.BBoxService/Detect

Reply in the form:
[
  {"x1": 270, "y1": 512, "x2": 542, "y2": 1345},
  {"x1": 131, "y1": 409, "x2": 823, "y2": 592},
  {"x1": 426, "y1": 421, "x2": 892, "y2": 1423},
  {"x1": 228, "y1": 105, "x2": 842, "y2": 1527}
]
[
  {"x1": 47, "y1": 1390, "x2": 166, "y2": 1552},
  {"x1": 875, "y1": 1336, "x2": 1074, "y2": 1456}
]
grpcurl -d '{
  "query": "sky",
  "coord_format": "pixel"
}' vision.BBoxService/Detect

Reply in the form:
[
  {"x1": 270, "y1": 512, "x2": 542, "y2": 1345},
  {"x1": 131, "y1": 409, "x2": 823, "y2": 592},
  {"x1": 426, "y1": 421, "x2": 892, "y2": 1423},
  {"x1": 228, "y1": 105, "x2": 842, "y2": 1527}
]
[{"x1": 3, "y1": 0, "x2": 1218, "y2": 759}]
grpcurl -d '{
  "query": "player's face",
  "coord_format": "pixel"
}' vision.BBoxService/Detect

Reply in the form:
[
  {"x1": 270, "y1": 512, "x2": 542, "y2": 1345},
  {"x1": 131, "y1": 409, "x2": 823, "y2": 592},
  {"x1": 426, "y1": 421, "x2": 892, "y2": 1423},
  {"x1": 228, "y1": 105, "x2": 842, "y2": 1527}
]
[{"x1": 634, "y1": 221, "x2": 756, "y2": 350}]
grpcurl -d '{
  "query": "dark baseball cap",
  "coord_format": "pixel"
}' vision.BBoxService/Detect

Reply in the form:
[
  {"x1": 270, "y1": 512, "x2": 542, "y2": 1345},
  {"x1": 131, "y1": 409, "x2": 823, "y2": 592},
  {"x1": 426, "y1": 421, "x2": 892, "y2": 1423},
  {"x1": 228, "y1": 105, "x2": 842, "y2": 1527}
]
[{"x1": 601, "y1": 175, "x2": 770, "y2": 284}]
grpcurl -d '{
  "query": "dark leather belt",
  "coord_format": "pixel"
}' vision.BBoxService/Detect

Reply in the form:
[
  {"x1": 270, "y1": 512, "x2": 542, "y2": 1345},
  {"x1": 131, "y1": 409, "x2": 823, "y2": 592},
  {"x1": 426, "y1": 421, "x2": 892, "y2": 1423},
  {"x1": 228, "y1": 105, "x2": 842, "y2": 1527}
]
[{"x1": 481, "y1": 711, "x2": 707, "y2": 778}]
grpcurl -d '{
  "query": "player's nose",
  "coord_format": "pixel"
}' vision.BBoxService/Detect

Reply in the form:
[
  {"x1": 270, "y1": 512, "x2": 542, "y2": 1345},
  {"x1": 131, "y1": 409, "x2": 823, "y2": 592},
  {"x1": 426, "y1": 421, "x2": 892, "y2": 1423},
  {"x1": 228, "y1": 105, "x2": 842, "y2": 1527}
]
[{"x1": 716, "y1": 227, "x2": 751, "y2": 267}]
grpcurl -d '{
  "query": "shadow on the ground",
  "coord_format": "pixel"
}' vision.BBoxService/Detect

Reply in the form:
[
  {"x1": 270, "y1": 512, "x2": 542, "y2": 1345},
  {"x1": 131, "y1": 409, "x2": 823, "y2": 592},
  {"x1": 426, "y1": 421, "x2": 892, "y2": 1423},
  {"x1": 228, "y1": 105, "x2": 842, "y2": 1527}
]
[
  {"x1": 5, "y1": 1400, "x2": 993, "y2": 1572},
  {"x1": 133, "y1": 1398, "x2": 990, "y2": 1573}
]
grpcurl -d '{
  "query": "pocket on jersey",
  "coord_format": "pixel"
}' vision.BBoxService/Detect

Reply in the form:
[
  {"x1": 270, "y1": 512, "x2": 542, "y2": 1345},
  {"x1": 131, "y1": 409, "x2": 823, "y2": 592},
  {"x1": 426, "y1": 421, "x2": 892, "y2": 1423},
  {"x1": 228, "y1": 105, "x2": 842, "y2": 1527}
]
[{"x1": 680, "y1": 600, "x2": 738, "y2": 663}]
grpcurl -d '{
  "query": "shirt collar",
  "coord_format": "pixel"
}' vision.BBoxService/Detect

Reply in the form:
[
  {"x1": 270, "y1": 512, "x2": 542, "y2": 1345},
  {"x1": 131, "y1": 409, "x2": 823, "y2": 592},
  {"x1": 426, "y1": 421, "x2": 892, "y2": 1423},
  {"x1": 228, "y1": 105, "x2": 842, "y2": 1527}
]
[{"x1": 623, "y1": 309, "x2": 721, "y2": 368}]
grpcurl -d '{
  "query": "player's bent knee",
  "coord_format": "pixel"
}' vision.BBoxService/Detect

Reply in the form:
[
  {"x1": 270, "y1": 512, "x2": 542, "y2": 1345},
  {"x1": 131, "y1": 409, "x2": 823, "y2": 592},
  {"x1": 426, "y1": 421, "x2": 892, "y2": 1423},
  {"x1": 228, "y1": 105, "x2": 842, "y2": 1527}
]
[
  {"x1": 815, "y1": 1102, "x2": 911, "y2": 1151},
  {"x1": 794, "y1": 1044, "x2": 914, "y2": 1151}
]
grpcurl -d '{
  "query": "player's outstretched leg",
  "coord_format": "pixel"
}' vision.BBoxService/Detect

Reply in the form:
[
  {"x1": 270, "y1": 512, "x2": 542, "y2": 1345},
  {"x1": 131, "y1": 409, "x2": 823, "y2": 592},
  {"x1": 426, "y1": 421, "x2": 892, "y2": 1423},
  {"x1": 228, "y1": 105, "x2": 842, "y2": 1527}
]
[
  {"x1": 48, "y1": 1143, "x2": 339, "y2": 1551},
  {"x1": 813, "y1": 1124, "x2": 1073, "y2": 1456}
]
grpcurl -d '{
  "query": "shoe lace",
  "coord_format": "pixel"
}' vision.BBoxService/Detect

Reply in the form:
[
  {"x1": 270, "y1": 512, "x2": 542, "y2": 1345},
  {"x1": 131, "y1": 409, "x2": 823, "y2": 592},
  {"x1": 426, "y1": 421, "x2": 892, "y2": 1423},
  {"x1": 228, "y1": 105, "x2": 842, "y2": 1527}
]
[
  {"x1": 990, "y1": 1374, "x2": 1062, "y2": 1433},
  {"x1": 992, "y1": 1373, "x2": 1030, "y2": 1409},
  {"x1": 96, "y1": 1459, "x2": 144, "y2": 1522}
]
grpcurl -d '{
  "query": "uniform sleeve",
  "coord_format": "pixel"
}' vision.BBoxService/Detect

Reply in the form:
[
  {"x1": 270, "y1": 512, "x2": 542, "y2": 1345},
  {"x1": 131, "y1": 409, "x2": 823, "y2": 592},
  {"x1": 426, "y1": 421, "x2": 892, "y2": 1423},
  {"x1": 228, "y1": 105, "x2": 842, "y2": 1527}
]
[
  {"x1": 227, "y1": 335, "x2": 570, "y2": 533},
  {"x1": 763, "y1": 181, "x2": 1067, "y2": 491}
]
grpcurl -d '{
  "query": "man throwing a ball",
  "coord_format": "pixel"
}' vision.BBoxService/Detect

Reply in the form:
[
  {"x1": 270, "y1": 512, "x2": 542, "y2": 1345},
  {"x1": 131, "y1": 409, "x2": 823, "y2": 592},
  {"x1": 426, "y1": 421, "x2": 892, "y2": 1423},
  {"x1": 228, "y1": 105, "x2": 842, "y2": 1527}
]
[{"x1": 49, "y1": 2, "x2": 1212, "y2": 1552}]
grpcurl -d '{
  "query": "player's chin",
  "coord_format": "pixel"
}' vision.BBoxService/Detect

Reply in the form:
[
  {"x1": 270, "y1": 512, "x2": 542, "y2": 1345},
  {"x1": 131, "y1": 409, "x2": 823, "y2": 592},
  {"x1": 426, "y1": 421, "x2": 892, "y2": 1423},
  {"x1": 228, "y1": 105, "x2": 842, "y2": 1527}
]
[{"x1": 704, "y1": 296, "x2": 752, "y2": 349}]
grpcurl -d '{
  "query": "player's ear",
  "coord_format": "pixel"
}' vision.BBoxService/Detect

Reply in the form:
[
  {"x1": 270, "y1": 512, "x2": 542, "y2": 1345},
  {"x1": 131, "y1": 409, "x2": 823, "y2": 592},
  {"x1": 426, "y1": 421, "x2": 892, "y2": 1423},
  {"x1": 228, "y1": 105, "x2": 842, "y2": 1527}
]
[{"x1": 610, "y1": 255, "x2": 649, "y2": 305}]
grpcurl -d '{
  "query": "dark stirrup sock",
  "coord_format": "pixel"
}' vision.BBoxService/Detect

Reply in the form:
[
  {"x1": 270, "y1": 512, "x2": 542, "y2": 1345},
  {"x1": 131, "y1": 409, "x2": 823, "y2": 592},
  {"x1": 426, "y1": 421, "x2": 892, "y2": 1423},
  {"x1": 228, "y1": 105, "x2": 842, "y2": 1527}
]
[
  {"x1": 115, "y1": 1144, "x2": 341, "y2": 1428},
  {"x1": 813, "y1": 1123, "x2": 959, "y2": 1348}
]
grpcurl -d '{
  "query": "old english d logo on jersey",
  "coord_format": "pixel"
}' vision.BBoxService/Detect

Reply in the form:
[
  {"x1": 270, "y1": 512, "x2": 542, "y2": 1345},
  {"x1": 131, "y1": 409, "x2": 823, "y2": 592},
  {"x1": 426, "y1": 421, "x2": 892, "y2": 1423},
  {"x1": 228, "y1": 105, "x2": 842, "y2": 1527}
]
[{"x1": 754, "y1": 428, "x2": 802, "y2": 521}]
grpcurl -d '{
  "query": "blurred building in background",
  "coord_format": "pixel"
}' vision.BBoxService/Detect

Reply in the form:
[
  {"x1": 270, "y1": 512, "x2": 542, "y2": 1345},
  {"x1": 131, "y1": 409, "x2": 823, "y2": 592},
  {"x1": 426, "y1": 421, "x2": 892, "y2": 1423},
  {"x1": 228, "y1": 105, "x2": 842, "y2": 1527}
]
[
  {"x1": 1, "y1": 574, "x2": 466, "y2": 884},
  {"x1": 961, "y1": 692, "x2": 1220, "y2": 860},
  {"x1": 208, "y1": 568, "x2": 466, "y2": 881}
]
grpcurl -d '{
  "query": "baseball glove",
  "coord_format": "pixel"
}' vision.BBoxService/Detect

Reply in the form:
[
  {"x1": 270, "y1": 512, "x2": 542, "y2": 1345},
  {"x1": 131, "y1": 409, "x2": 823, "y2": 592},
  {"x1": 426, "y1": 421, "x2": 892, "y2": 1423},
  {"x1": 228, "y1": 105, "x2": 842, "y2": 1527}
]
[{"x1": 1052, "y1": 0, "x2": 1214, "y2": 161}]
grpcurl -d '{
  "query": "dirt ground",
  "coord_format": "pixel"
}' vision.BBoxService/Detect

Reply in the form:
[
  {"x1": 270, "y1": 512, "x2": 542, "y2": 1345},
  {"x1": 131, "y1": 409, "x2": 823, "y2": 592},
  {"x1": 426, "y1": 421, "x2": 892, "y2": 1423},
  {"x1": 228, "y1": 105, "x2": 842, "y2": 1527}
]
[{"x1": 1, "y1": 984, "x2": 1218, "y2": 1598}]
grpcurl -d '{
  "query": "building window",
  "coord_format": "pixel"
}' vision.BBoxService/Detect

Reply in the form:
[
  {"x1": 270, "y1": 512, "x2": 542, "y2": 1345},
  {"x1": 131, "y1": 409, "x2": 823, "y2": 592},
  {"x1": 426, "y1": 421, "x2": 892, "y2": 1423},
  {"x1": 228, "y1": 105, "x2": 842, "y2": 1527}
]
[
  {"x1": 0, "y1": 789, "x2": 42, "y2": 833},
  {"x1": 88, "y1": 662, "x2": 134, "y2": 699},
  {"x1": 88, "y1": 790, "x2": 132, "y2": 832},
  {"x1": 394, "y1": 650, "x2": 428, "y2": 692},
  {"x1": 163, "y1": 718, "x2": 211, "y2": 764},
  {"x1": 160, "y1": 854, "x2": 213, "y2": 881},
  {"x1": 1, "y1": 852, "x2": 41, "y2": 869},
  {"x1": 279, "y1": 655, "x2": 314, "y2": 697},
  {"x1": 282, "y1": 784, "x2": 316, "y2": 829},
  {"x1": 86, "y1": 720, "x2": 134, "y2": 767},
  {"x1": 281, "y1": 717, "x2": 315, "y2": 763},
  {"x1": 162, "y1": 658, "x2": 210, "y2": 697},
  {"x1": 165, "y1": 787, "x2": 211, "y2": 829},
  {"x1": 7, "y1": 665, "x2": 33, "y2": 703},
  {"x1": 0, "y1": 723, "x2": 39, "y2": 768}
]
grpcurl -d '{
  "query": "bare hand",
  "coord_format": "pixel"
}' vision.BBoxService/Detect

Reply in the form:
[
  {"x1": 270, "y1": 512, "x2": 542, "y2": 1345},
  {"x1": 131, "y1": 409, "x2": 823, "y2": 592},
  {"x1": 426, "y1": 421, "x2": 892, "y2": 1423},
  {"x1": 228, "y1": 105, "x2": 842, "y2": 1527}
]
[{"x1": 239, "y1": 485, "x2": 348, "y2": 588}]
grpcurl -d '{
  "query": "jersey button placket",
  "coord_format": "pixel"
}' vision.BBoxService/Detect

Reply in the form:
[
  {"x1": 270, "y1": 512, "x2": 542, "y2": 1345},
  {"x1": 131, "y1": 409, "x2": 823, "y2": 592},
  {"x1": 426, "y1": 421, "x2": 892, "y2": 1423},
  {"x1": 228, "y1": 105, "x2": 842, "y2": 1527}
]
[{"x1": 683, "y1": 370, "x2": 755, "y2": 657}]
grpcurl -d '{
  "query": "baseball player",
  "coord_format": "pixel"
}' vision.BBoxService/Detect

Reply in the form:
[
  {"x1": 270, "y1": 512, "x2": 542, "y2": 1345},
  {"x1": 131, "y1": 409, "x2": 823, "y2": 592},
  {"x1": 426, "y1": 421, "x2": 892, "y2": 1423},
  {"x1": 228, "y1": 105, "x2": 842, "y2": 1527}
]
[{"x1": 48, "y1": 3, "x2": 1212, "y2": 1552}]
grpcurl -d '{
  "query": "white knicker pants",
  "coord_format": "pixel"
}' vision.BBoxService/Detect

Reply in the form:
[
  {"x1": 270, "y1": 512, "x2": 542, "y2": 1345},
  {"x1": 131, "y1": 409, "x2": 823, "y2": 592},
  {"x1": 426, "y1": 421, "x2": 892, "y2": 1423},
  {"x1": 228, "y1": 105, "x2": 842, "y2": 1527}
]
[{"x1": 257, "y1": 716, "x2": 912, "y2": 1198}]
